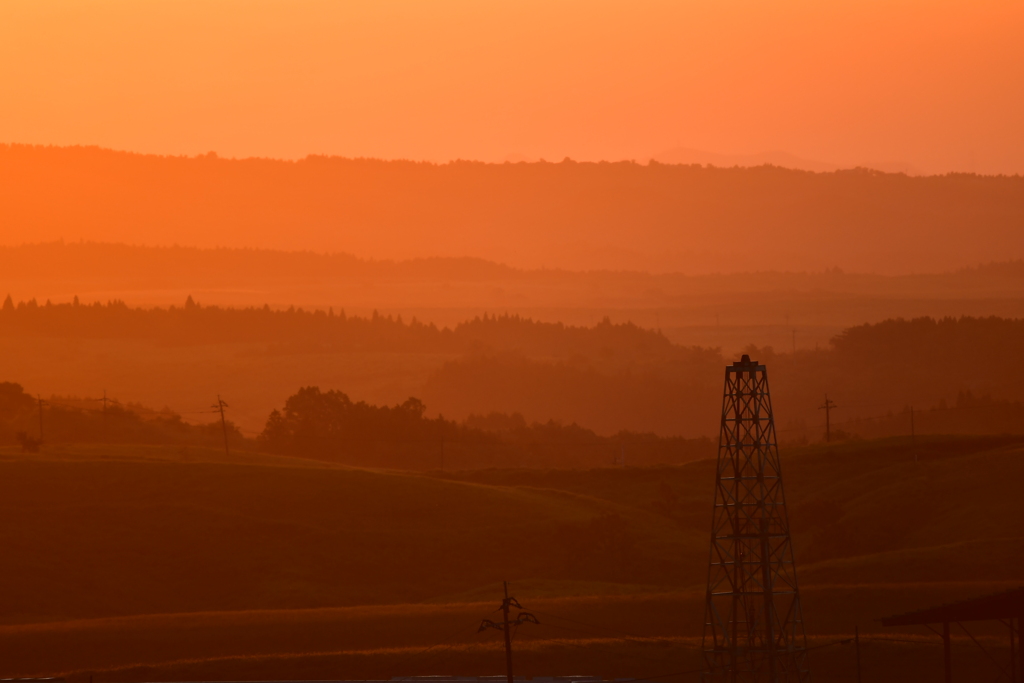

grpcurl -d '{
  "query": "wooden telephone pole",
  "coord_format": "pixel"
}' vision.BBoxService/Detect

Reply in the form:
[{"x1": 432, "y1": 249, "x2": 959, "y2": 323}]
[
  {"x1": 911, "y1": 405, "x2": 918, "y2": 463},
  {"x1": 855, "y1": 625, "x2": 863, "y2": 683},
  {"x1": 37, "y1": 395, "x2": 45, "y2": 441},
  {"x1": 102, "y1": 389, "x2": 109, "y2": 436},
  {"x1": 819, "y1": 395, "x2": 837, "y2": 442},
  {"x1": 478, "y1": 582, "x2": 539, "y2": 683},
  {"x1": 212, "y1": 396, "x2": 230, "y2": 457}
]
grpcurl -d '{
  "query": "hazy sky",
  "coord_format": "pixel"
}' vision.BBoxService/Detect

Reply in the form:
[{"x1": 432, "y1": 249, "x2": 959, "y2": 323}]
[{"x1": 1, "y1": 0, "x2": 1022, "y2": 174}]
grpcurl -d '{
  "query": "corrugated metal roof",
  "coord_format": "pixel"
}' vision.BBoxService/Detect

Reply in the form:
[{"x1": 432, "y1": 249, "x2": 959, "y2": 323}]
[{"x1": 880, "y1": 587, "x2": 1024, "y2": 626}]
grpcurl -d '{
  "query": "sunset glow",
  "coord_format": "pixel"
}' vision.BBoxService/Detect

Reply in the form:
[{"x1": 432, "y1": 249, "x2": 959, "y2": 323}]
[
  {"x1": 2, "y1": 4, "x2": 1024, "y2": 681},
  {"x1": 1, "y1": 0, "x2": 1022, "y2": 173}
]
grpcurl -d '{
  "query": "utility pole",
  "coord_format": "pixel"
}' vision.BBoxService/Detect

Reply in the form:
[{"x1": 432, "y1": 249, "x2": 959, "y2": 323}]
[
  {"x1": 501, "y1": 582, "x2": 514, "y2": 683},
  {"x1": 478, "y1": 581, "x2": 539, "y2": 683},
  {"x1": 1009, "y1": 617, "x2": 1016, "y2": 683},
  {"x1": 911, "y1": 405, "x2": 916, "y2": 462},
  {"x1": 855, "y1": 625, "x2": 862, "y2": 683},
  {"x1": 819, "y1": 394, "x2": 837, "y2": 442},
  {"x1": 213, "y1": 396, "x2": 230, "y2": 457},
  {"x1": 37, "y1": 395, "x2": 46, "y2": 442}
]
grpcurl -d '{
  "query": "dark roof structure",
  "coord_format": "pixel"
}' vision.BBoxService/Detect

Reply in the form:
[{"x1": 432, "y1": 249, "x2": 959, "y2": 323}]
[
  {"x1": 881, "y1": 587, "x2": 1024, "y2": 626},
  {"x1": 880, "y1": 588, "x2": 1024, "y2": 682}
]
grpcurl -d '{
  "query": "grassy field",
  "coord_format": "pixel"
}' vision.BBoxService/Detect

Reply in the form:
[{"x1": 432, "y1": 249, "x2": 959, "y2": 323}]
[
  {"x1": 0, "y1": 436, "x2": 1020, "y2": 681},
  {"x1": 3, "y1": 608, "x2": 1018, "y2": 683},
  {"x1": 440, "y1": 435, "x2": 1024, "y2": 584}
]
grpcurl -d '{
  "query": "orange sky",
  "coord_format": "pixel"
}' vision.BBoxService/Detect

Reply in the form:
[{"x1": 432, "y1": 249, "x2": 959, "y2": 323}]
[{"x1": 1, "y1": 0, "x2": 1022, "y2": 175}]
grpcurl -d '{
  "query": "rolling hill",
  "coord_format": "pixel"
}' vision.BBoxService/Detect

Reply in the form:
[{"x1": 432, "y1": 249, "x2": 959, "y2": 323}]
[
  {"x1": 3, "y1": 145, "x2": 1024, "y2": 274},
  {"x1": 0, "y1": 435, "x2": 1019, "y2": 680}
]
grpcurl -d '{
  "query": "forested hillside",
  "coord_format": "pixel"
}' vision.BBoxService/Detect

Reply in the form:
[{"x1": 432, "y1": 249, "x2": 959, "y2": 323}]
[
  {"x1": 1, "y1": 298, "x2": 1021, "y2": 441},
  {"x1": 0, "y1": 297, "x2": 701, "y2": 368},
  {"x1": 3, "y1": 144, "x2": 1023, "y2": 273}
]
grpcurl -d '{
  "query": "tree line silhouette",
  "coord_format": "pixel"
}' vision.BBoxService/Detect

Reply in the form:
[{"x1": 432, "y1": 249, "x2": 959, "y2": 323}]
[
  {"x1": 259, "y1": 386, "x2": 713, "y2": 469},
  {"x1": 0, "y1": 295, "x2": 711, "y2": 367},
  {"x1": 0, "y1": 380, "x2": 714, "y2": 469},
  {"x1": 3, "y1": 296, "x2": 1023, "y2": 441},
  {"x1": 422, "y1": 315, "x2": 1024, "y2": 437}
]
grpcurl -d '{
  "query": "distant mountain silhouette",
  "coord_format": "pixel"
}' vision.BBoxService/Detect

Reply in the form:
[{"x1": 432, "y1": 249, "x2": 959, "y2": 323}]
[
  {"x1": 3, "y1": 144, "x2": 1014, "y2": 274},
  {"x1": 651, "y1": 146, "x2": 920, "y2": 175}
]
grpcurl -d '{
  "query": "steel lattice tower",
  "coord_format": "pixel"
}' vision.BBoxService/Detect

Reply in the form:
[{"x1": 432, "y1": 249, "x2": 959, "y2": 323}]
[{"x1": 702, "y1": 355, "x2": 809, "y2": 682}]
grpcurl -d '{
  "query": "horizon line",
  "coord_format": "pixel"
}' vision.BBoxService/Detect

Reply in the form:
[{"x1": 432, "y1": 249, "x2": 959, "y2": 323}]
[{"x1": 5, "y1": 141, "x2": 1018, "y2": 179}]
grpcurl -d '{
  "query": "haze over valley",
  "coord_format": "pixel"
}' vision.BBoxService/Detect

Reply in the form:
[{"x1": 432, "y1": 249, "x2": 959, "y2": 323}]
[{"x1": 2, "y1": 2, "x2": 1023, "y2": 681}]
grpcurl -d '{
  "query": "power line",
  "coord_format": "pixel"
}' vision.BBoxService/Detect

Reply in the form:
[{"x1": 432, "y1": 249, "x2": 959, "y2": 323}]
[
  {"x1": 528, "y1": 608, "x2": 649, "y2": 640},
  {"x1": 957, "y1": 621, "x2": 1012, "y2": 680}
]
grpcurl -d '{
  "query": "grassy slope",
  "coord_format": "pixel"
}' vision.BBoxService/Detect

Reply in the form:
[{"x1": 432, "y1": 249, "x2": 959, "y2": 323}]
[
  {"x1": 0, "y1": 436, "x2": 1020, "y2": 680},
  {"x1": 0, "y1": 444, "x2": 691, "y2": 623},
  {"x1": 442, "y1": 435, "x2": 1024, "y2": 581},
  {"x1": 1, "y1": 590, "x2": 1014, "y2": 681}
]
